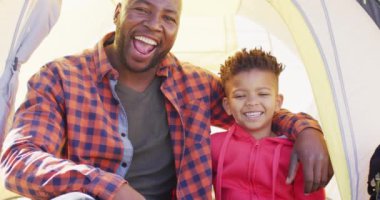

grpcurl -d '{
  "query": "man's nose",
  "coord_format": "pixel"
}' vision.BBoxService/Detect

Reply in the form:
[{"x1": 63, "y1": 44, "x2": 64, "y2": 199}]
[{"x1": 144, "y1": 13, "x2": 163, "y2": 31}]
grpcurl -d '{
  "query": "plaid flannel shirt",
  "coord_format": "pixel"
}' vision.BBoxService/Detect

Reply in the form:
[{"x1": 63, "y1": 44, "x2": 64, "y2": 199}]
[{"x1": 0, "y1": 32, "x2": 321, "y2": 200}]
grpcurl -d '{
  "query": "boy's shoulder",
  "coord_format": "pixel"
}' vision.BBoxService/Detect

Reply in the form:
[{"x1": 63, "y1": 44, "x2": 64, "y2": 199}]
[
  {"x1": 211, "y1": 131, "x2": 229, "y2": 148},
  {"x1": 211, "y1": 131, "x2": 228, "y2": 140},
  {"x1": 210, "y1": 131, "x2": 229, "y2": 160}
]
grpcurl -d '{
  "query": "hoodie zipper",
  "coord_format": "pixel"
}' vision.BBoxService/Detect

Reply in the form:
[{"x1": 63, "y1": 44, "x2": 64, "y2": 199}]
[{"x1": 249, "y1": 140, "x2": 261, "y2": 199}]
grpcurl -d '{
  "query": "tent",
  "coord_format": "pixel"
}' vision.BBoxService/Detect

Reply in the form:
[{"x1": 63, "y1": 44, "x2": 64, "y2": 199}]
[
  {"x1": 1, "y1": 0, "x2": 380, "y2": 199},
  {"x1": 0, "y1": 0, "x2": 61, "y2": 152}
]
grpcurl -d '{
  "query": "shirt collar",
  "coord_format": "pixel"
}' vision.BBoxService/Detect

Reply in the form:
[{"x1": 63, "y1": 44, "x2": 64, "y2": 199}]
[
  {"x1": 156, "y1": 52, "x2": 180, "y2": 77},
  {"x1": 94, "y1": 32, "x2": 118, "y2": 83}
]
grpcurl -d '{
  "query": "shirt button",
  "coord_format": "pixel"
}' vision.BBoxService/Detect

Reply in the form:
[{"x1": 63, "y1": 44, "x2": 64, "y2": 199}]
[
  {"x1": 122, "y1": 162, "x2": 127, "y2": 168},
  {"x1": 121, "y1": 133, "x2": 126, "y2": 137}
]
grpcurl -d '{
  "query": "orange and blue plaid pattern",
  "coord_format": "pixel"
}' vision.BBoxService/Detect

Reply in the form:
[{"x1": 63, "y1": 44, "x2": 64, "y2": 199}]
[{"x1": 0, "y1": 32, "x2": 321, "y2": 200}]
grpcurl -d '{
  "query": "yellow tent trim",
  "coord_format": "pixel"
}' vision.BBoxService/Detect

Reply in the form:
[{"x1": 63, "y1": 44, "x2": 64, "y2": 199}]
[{"x1": 268, "y1": 0, "x2": 350, "y2": 199}]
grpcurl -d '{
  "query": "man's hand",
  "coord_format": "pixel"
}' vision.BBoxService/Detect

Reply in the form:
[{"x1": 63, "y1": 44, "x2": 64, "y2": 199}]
[
  {"x1": 286, "y1": 128, "x2": 334, "y2": 193},
  {"x1": 113, "y1": 183, "x2": 145, "y2": 200}
]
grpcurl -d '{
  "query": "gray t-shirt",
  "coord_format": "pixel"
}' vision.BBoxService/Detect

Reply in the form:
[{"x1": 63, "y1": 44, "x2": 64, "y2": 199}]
[{"x1": 115, "y1": 77, "x2": 176, "y2": 199}]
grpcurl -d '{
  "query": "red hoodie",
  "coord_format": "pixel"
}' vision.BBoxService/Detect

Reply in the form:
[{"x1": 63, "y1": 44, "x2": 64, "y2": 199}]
[{"x1": 211, "y1": 123, "x2": 325, "y2": 200}]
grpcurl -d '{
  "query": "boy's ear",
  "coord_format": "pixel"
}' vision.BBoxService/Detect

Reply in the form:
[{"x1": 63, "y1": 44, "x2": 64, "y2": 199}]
[
  {"x1": 275, "y1": 94, "x2": 283, "y2": 112},
  {"x1": 222, "y1": 97, "x2": 232, "y2": 115}
]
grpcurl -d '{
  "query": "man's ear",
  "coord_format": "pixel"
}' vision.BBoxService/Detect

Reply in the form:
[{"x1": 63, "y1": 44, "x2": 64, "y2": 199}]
[
  {"x1": 222, "y1": 97, "x2": 232, "y2": 115},
  {"x1": 114, "y1": 3, "x2": 122, "y2": 24},
  {"x1": 275, "y1": 94, "x2": 284, "y2": 112}
]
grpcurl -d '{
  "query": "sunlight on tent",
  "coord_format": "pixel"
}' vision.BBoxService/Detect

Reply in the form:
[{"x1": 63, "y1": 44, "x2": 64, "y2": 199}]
[
  {"x1": 4, "y1": 0, "x2": 380, "y2": 200},
  {"x1": 13, "y1": 2, "x2": 339, "y2": 199}
]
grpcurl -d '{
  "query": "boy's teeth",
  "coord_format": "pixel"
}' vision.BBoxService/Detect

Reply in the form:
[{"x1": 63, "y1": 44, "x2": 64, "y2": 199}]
[
  {"x1": 135, "y1": 36, "x2": 157, "y2": 45},
  {"x1": 245, "y1": 112, "x2": 262, "y2": 117}
]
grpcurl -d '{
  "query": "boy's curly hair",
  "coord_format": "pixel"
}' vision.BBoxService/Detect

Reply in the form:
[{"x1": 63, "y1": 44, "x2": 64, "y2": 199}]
[{"x1": 219, "y1": 48, "x2": 284, "y2": 88}]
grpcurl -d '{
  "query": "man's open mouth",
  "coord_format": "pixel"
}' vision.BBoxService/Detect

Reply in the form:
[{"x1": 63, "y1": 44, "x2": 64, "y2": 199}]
[{"x1": 133, "y1": 35, "x2": 158, "y2": 55}]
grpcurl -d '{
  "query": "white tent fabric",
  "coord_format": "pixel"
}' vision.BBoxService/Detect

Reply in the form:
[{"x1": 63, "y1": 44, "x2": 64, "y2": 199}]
[
  {"x1": 0, "y1": 0, "x2": 61, "y2": 151},
  {"x1": 1, "y1": 0, "x2": 380, "y2": 199},
  {"x1": 242, "y1": 1, "x2": 380, "y2": 199},
  {"x1": 256, "y1": 1, "x2": 380, "y2": 200}
]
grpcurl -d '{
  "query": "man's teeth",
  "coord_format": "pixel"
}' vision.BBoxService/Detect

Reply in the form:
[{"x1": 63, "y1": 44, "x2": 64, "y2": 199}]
[
  {"x1": 245, "y1": 112, "x2": 262, "y2": 117},
  {"x1": 135, "y1": 36, "x2": 157, "y2": 46}
]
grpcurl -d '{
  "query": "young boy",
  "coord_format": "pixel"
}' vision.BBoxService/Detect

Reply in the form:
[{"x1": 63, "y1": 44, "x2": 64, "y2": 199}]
[{"x1": 211, "y1": 48, "x2": 325, "y2": 200}]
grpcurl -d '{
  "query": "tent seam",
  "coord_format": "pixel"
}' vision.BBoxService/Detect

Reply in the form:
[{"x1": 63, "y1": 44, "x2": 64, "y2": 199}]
[
  {"x1": 319, "y1": 1, "x2": 360, "y2": 199},
  {"x1": 6, "y1": 0, "x2": 29, "y2": 72},
  {"x1": 291, "y1": 0, "x2": 358, "y2": 198}
]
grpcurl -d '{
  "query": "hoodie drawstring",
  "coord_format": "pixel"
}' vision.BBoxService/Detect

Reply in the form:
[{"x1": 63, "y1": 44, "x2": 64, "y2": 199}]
[
  {"x1": 216, "y1": 125, "x2": 235, "y2": 200},
  {"x1": 272, "y1": 143, "x2": 283, "y2": 200}
]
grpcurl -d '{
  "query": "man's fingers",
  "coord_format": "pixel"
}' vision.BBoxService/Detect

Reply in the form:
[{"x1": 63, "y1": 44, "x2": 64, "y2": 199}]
[
  {"x1": 327, "y1": 159, "x2": 334, "y2": 183},
  {"x1": 311, "y1": 157, "x2": 323, "y2": 192},
  {"x1": 317, "y1": 154, "x2": 334, "y2": 190},
  {"x1": 302, "y1": 161, "x2": 313, "y2": 194},
  {"x1": 319, "y1": 159, "x2": 328, "y2": 189},
  {"x1": 300, "y1": 154, "x2": 314, "y2": 194},
  {"x1": 320, "y1": 154, "x2": 334, "y2": 189},
  {"x1": 287, "y1": 150, "x2": 299, "y2": 184},
  {"x1": 294, "y1": 128, "x2": 333, "y2": 194}
]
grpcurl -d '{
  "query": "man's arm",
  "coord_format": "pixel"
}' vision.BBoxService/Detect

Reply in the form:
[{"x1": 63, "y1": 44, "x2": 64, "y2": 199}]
[
  {"x1": 287, "y1": 128, "x2": 333, "y2": 193},
  {"x1": 0, "y1": 67, "x2": 125, "y2": 199},
  {"x1": 272, "y1": 109, "x2": 333, "y2": 193},
  {"x1": 208, "y1": 71, "x2": 234, "y2": 129}
]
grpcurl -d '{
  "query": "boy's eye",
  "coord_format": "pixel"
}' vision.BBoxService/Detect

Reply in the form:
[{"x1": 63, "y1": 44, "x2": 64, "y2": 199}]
[{"x1": 233, "y1": 94, "x2": 246, "y2": 98}]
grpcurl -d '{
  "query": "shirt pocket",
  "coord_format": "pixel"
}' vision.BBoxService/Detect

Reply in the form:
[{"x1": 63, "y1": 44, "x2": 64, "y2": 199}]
[{"x1": 180, "y1": 97, "x2": 211, "y2": 145}]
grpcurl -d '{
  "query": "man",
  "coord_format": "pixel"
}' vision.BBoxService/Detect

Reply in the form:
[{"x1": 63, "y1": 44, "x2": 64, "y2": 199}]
[{"x1": 0, "y1": 0, "x2": 332, "y2": 199}]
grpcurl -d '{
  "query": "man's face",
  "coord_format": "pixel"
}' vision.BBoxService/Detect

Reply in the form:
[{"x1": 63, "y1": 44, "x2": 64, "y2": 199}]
[{"x1": 114, "y1": 0, "x2": 181, "y2": 73}]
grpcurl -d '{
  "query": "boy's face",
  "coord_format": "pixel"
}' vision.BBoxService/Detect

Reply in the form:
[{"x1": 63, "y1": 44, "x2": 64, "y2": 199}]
[{"x1": 223, "y1": 69, "x2": 283, "y2": 139}]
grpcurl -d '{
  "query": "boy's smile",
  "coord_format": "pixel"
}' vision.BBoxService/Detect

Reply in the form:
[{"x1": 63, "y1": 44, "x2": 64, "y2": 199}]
[{"x1": 223, "y1": 69, "x2": 283, "y2": 139}]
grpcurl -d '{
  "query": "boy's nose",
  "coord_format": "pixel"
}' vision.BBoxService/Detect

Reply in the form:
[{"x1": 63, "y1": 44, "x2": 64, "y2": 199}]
[{"x1": 246, "y1": 96, "x2": 258, "y2": 106}]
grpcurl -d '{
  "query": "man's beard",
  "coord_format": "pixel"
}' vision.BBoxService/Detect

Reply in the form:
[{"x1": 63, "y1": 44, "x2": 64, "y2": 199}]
[
  {"x1": 117, "y1": 37, "x2": 169, "y2": 73},
  {"x1": 120, "y1": 51, "x2": 165, "y2": 73}
]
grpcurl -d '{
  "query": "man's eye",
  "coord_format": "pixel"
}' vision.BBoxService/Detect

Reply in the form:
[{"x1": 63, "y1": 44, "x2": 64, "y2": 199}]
[
  {"x1": 135, "y1": 7, "x2": 149, "y2": 13},
  {"x1": 163, "y1": 15, "x2": 176, "y2": 24}
]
